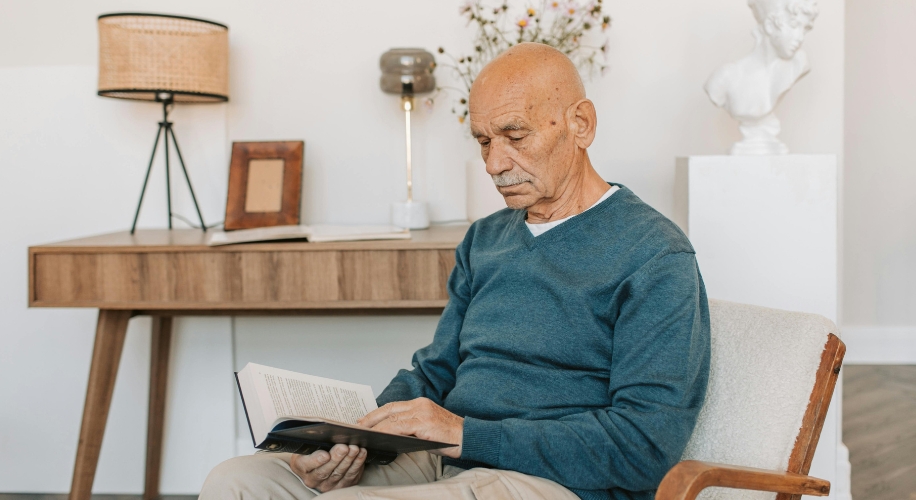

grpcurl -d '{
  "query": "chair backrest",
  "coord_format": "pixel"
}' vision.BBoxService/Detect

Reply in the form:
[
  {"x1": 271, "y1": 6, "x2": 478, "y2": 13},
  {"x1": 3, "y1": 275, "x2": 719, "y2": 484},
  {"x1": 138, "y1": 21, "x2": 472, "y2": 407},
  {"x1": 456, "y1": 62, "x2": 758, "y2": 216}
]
[{"x1": 680, "y1": 299, "x2": 845, "y2": 500}]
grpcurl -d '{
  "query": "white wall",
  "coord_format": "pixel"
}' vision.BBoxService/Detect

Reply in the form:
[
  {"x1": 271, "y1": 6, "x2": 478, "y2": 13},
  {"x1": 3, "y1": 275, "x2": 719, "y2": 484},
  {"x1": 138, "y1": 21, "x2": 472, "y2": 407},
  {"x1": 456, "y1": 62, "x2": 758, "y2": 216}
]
[
  {"x1": 0, "y1": 0, "x2": 845, "y2": 494},
  {"x1": 842, "y1": 0, "x2": 916, "y2": 360}
]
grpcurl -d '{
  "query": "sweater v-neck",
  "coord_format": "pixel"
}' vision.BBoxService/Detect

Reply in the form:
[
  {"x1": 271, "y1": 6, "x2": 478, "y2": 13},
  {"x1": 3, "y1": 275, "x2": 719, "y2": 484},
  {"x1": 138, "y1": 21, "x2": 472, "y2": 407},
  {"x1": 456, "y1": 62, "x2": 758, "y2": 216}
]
[{"x1": 518, "y1": 182, "x2": 625, "y2": 249}]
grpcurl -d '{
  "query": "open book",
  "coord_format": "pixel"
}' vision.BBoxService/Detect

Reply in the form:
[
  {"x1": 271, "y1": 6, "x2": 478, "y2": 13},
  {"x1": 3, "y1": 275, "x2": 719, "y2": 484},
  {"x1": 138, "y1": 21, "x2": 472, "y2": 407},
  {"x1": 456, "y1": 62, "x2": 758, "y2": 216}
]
[
  {"x1": 208, "y1": 225, "x2": 410, "y2": 246},
  {"x1": 236, "y1": 363, "x2": 455, "y2": 464}
]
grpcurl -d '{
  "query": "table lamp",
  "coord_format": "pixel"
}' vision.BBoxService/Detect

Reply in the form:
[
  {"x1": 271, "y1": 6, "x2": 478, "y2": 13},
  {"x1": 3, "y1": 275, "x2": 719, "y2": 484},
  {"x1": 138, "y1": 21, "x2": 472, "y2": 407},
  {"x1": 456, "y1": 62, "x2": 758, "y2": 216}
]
[
  {"x1": 379, "y1": 48, "x2": 436, "y2": 230},
  {"x1": 97, "y1": 13, "x2": 229, "y2": 234}
]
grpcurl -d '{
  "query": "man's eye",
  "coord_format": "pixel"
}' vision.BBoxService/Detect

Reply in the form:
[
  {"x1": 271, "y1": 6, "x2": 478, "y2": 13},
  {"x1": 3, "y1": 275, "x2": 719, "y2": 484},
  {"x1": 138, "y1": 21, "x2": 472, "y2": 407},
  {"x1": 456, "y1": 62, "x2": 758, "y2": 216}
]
[
  {"x1": 509, "y1": 136, "x2": 524, "y2": 142},
  {"x1": 479, "y1": 140, "x2": 490, "y2": 147}
]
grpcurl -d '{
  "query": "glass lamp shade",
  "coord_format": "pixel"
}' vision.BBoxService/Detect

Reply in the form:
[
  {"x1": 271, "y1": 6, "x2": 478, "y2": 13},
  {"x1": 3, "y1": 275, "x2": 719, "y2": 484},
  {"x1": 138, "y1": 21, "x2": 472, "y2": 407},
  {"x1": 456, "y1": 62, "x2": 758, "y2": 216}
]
[
  {"x1": 379, "y1": 48, "x2": 436, "y2": 95},
  {"x1": 97, "y1": 13, "x2": 229, "y2": 103}
]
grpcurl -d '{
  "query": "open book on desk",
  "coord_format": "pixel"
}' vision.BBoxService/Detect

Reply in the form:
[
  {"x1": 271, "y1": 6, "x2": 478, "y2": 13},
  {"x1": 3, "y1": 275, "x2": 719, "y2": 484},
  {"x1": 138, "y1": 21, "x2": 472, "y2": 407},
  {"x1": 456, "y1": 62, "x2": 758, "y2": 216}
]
[
  {"x1": 236, "y1": 363, "x2": 455, "y2": 464},
  {"x1": 208, "y1": 225, "x2": 410, "y2": 246}
]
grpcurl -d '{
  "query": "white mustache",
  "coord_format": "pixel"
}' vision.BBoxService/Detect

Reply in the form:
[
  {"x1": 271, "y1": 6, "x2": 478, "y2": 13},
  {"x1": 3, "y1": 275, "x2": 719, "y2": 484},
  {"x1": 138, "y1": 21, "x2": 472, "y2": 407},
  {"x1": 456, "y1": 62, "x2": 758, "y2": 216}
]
[{"x1": 492, "y1": 171, "x2": 533, "y2": 187}]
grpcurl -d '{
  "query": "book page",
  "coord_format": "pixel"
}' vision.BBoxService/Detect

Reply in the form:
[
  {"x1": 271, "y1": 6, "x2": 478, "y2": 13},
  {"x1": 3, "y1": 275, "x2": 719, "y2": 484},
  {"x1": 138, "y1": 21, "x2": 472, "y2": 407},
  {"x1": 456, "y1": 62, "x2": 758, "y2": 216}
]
[
  {"x1": 207, "y1": 225, "x2": 311, "y2": 246},
  {"x1": 307, "y1": 225, "x2": 410, "y2": 243},
  {"x1": 244, "y1": 363, "x2": 378, "y2": 427}
]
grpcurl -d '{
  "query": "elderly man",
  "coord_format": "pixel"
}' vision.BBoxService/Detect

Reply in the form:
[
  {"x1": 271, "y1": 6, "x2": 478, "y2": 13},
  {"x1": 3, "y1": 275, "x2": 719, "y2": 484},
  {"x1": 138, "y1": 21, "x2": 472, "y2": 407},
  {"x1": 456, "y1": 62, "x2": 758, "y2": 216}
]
[{"x1": 201, "y1": 43, "x2": 709, "y2": 500}]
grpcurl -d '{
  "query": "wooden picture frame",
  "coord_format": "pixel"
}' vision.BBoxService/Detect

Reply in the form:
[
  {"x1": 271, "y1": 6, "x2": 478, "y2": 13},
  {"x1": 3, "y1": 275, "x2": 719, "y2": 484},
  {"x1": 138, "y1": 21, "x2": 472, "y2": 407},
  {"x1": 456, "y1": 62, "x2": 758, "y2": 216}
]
[{"x1": 224, "y1": 141, "x2": 304, "y2": 230}]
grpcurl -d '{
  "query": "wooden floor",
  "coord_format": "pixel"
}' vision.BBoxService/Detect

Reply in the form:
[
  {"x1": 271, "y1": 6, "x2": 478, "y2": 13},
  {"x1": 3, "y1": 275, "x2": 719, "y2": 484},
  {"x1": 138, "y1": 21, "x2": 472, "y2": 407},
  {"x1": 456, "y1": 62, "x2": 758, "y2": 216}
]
[{"x1": 844, "y1": 365, "x2": 916, "y2": 500}]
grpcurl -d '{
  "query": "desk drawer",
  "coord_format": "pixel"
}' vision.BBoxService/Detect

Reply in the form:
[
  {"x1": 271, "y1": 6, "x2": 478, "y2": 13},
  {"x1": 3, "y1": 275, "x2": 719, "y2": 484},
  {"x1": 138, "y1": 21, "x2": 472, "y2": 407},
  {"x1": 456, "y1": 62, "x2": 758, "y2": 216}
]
[{"x1": 29, "y1": 249, "x2": 455, "y2": 311}]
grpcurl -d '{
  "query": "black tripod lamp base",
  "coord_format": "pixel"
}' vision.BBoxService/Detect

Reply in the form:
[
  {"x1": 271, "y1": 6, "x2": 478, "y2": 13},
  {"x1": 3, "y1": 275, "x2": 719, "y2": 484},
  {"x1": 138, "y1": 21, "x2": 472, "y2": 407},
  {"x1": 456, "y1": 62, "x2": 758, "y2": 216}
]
[{"x1": 130, "y1": 98, "x2": 207, "y2": 234}]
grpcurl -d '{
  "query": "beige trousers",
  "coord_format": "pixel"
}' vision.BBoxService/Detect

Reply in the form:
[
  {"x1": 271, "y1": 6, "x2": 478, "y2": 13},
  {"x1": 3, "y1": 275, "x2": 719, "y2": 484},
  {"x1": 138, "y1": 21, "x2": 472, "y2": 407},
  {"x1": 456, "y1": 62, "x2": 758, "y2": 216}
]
[{"x1": 199, "y1": 451, "x2": 580, "y2": 500}]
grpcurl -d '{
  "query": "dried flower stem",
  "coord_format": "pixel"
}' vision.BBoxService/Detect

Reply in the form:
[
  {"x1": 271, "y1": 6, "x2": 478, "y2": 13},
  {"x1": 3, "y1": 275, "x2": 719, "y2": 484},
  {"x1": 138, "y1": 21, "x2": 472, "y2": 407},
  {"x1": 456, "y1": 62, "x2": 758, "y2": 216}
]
[{"x1": 434, "y1": 0, "x2": 611, "y2": 123}]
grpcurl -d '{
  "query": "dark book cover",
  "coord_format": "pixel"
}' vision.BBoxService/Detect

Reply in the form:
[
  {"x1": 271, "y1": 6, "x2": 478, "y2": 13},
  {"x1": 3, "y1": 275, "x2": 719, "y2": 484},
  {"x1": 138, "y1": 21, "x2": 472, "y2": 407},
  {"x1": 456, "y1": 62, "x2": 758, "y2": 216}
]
[{"x1": 235, "y1": 372, "x2": 455, "y2": 465}]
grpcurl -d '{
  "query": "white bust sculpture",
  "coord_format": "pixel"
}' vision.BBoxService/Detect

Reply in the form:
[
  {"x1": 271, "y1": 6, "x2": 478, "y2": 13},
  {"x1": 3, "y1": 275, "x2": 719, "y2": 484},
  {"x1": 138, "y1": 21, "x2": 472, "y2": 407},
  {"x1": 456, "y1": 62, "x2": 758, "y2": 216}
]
[{"x1": 705, "y1": 0, "x2": 818, "y2": 155}]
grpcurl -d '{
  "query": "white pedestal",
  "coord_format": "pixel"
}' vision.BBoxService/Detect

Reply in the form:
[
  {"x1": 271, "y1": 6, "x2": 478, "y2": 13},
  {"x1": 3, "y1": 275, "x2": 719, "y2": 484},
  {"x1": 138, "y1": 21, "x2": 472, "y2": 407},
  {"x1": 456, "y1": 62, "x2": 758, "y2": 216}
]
[{"x1": 674, "y1": 155, "x2": 850, "y2": 500}]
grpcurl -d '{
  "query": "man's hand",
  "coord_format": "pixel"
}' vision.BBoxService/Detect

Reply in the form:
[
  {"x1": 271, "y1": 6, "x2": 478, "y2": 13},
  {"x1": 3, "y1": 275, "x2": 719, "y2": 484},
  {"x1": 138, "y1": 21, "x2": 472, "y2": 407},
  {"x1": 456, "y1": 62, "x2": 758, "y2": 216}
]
[
  {"x1": 358, "y1": 397, "x2": 464, "y2": 458},
  {"x1": 289, "y1": 444, "x2": 367, "y2": 492}
]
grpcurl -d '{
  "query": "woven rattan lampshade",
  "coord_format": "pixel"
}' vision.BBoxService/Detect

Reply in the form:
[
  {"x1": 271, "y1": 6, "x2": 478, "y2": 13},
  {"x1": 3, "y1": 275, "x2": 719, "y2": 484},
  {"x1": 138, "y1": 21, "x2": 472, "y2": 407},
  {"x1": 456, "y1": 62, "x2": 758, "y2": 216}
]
[{"x1": 98, "y1": 13, "x2": 229, "y2": 103}]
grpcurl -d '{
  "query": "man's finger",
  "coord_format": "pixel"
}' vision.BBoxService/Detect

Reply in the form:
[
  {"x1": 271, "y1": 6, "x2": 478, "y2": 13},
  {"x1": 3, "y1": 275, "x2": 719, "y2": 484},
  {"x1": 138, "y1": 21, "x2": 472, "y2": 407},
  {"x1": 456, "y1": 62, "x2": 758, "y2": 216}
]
[
  {"x1": 289, "y1": 449, "x2": 330, "y2": 485},
  {"x1": 327, "y1": 445, "x2": 359, "y2": 483},
  {"x1": 343, "y1": 449, "x2": 368, "y2": 481},
  {"x1": 298, "y1": 449, "x2": 330, "y2": 472},
  {"x1": 372, "y1": 416, "x2": 417, "y2": 437},
  {"x1": 309, "y1": 444, "x2": 350, "y2": 483},
  {"x1": 359, "y1": 401, "x2": 409, "y2": 428}
]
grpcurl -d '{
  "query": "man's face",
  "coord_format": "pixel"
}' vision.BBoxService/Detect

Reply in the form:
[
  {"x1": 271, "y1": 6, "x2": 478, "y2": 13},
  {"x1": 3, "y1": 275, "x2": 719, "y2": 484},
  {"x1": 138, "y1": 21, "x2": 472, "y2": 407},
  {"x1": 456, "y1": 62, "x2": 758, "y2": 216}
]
[{"x1": 469, "y1": 83, "x2": 576, "y2": 210}]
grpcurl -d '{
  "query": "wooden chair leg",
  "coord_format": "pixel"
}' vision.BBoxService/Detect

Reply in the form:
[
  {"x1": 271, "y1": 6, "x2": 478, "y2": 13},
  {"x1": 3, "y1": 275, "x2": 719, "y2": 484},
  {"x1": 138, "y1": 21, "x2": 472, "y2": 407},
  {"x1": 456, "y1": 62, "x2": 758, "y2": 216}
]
[
  {"x1": 144, "y1": 316, "x2": 173, "y2": 500},
  {"x1": 70, "y1": 310, "x2": 132, "y2": 500}
]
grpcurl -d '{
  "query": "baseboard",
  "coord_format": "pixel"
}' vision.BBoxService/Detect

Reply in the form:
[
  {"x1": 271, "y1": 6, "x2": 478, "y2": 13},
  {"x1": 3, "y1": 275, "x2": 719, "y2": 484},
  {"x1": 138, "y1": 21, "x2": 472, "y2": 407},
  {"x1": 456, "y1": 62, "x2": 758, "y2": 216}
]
[
  {"x1": 841, "y1": 326, "x2": 916, "y2": 364},
  {"x1": 834, "y1": 443, "x2": 852, "y2": 500}
]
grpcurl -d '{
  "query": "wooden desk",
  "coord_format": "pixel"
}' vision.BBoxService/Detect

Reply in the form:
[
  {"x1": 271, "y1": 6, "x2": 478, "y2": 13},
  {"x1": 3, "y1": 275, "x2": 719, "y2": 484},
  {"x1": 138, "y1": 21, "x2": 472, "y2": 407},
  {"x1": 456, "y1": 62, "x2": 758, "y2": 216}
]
[{"x1": 28, "y1": 225, "x2": 467, "y2": 500}]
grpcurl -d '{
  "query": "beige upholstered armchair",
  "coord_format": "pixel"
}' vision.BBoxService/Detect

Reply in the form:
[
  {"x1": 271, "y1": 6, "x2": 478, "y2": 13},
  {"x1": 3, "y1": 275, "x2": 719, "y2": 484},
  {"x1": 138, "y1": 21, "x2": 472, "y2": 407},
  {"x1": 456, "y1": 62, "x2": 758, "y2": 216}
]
[{"x1": 657, "y1": 300, "x2": 845, "y2": 500}]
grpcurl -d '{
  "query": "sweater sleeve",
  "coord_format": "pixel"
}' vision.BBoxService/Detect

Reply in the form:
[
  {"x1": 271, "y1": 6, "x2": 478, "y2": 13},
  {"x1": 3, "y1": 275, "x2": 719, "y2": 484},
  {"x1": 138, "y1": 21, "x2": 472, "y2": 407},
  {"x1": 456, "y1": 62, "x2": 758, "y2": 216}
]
[
  {"x1": 375, "y1": 234, "x2": 473, "y2": 407},
  {"x1": 460, "y1": 251, "x2": 710, "y2": 493}
]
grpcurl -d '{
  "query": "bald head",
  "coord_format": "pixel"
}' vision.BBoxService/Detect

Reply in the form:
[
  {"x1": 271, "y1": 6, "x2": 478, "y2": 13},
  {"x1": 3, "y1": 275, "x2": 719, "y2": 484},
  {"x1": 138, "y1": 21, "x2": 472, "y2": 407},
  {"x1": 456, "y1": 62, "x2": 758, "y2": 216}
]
[
  {"x1": 467, "y1": 43, "x2": 605, "y2": 222},
  {"x1": 471, "y1": 43, "x2": 586, "y2": 117}
]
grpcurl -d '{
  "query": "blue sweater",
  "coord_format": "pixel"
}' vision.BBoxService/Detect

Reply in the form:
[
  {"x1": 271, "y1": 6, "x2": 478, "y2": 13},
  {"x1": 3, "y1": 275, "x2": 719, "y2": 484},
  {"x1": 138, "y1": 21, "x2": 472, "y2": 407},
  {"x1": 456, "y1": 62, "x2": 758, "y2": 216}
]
[{"x1": 377, "y1": 185, "x2": 710, "y2": 500}]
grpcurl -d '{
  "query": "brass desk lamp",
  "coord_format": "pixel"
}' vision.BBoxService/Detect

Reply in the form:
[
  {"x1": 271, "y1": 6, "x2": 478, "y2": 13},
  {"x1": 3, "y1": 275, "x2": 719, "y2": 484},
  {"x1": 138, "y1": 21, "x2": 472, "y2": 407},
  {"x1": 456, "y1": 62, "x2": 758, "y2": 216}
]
[{"x1": 379, "y1": 48, "x2": 436, "y2": 229}]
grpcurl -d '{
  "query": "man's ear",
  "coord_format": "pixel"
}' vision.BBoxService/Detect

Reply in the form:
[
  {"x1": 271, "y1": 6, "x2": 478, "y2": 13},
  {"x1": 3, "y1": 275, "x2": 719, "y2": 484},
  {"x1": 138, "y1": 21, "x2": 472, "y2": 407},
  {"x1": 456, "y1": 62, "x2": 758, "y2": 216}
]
[{"x1": 568, "y1": 99, "x2": 597, "y2": 149}]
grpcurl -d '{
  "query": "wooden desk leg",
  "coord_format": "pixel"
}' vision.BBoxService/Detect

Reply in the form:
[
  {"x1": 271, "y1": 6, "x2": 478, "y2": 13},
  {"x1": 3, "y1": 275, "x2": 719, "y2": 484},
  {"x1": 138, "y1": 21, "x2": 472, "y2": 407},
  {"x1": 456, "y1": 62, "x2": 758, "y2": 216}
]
[
  {"x1": 70, "y1": 310, "x2": 132, "y2": 500},
  {"x1": 144, "y1": 316, "x2": 172, "y2": 500}
]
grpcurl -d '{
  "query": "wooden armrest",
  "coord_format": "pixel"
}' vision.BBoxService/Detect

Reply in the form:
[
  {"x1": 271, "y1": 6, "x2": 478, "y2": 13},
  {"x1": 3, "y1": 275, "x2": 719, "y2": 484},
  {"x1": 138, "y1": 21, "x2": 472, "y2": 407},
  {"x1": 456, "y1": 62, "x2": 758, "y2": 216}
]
[{"x1": 655, "y1": 460, "x2": 830, "y2": 500}]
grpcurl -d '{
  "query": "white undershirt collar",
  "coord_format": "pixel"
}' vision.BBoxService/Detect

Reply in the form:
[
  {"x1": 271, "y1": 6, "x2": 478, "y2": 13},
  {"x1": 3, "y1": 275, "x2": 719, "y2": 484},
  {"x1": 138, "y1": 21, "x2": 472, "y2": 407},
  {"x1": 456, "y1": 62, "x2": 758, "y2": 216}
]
[{"x1": 525, "y1": 185, "x2": 619, "y2": 237}]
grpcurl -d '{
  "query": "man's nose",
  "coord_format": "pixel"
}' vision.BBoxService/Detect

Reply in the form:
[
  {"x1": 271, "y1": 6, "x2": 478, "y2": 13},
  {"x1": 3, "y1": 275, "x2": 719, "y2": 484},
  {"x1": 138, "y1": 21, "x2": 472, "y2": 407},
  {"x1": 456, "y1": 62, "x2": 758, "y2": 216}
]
[{"x1": 484, "y1": 143, "x2": 513, "y2": 176}]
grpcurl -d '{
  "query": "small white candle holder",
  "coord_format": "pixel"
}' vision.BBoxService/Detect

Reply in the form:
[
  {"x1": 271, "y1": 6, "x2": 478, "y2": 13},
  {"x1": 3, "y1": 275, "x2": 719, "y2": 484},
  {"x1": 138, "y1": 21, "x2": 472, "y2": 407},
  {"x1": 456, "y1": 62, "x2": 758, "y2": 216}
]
[{"x1": 391, "y1": 200, "x2": 429, "y2": 230}]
